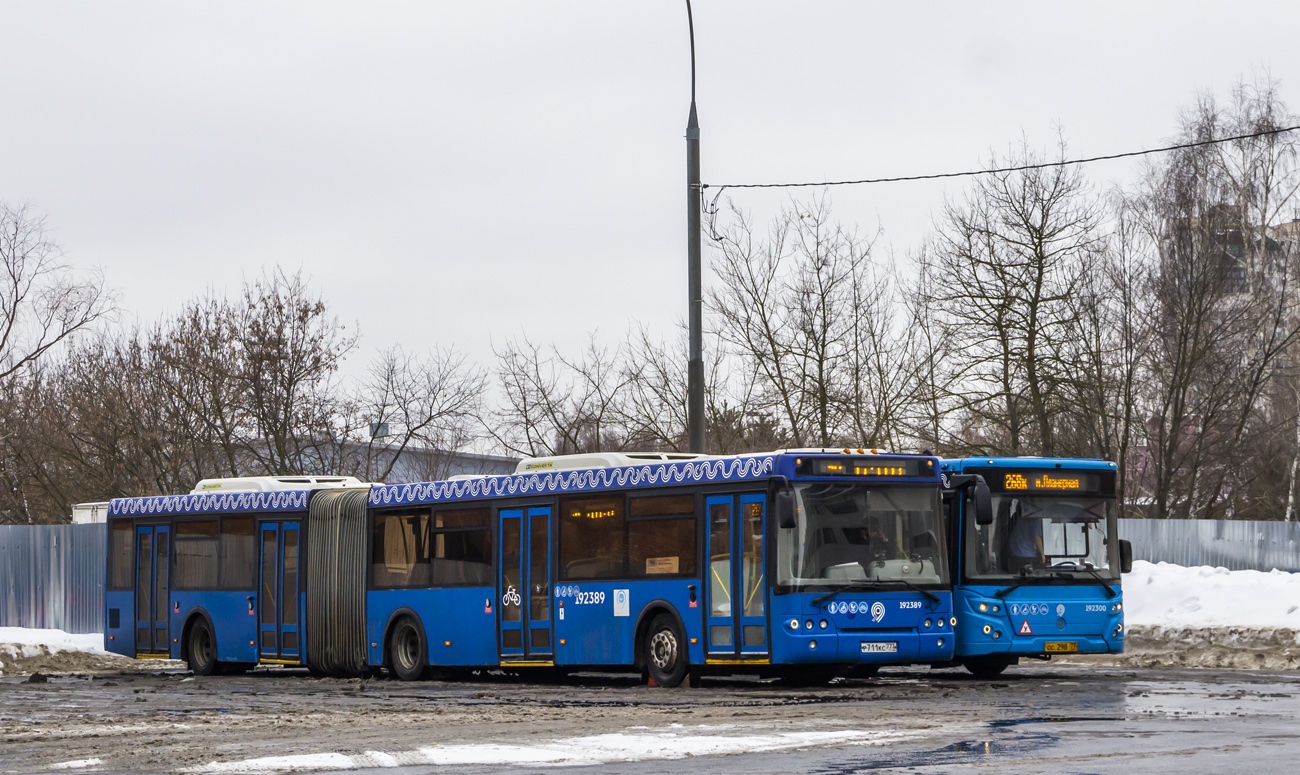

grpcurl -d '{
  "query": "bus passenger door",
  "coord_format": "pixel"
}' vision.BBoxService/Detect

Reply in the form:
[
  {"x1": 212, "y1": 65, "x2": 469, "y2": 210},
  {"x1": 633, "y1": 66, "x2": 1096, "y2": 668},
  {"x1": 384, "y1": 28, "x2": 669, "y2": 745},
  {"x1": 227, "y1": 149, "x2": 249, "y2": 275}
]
[
  {"x1": 737, "y1": 495, "x2": 767, "y2": 655},
  {"x1": 705, "y1": 496, "x2": 734, "y2": 656},
  {"x1": 526, "y1": 507, "x2": 553, "y2": 657},
  {"x1": 706, "y1": 495, "x2": 768, "y2": 658},
  {"x1": 498, "y1": 510, "x2": 525, "y2": 658},
  {"x1": 135, "y1": 525, "x2": 170, "y2": 655},
  {"x1": 498, "y1": 507, "x2": 553, "y2": 661},
  {"x1": 258, "y1": 522, "x2": 303, "y2": 662}
]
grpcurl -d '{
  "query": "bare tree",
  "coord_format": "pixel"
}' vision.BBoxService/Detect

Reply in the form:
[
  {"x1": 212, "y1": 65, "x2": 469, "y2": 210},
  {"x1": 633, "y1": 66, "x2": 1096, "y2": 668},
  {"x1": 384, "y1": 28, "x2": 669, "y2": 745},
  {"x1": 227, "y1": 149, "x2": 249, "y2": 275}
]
[
  {"x1": 488, "y1": 335, "x2": 634, "y2": 457},
  {"x1": 356, "y1": 345, "x2": 486, "y2": 481},
  {"x1": 237, "y1": 268, "x2": 358, "y2": 474},
  {"x1": 1130, "y1": 78, "x2": 1300, "y2": 518},
  {"x1": 928, "y1": 135, "x2": 1103, "y2": 456},
  {"x1": 0, "y1": 203, "x2": 111, "y2": 384},
  {"x1": 708, "y1": 195, "x2": 908, "y2": 449}
]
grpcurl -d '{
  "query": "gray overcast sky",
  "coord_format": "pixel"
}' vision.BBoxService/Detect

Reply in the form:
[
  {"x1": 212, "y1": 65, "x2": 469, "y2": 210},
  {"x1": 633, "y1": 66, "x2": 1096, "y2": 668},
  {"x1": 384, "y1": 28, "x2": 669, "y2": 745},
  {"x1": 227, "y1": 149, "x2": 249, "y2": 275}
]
[{"x1": 3, "y1": 2, "x2": 1298, "y2": 371}]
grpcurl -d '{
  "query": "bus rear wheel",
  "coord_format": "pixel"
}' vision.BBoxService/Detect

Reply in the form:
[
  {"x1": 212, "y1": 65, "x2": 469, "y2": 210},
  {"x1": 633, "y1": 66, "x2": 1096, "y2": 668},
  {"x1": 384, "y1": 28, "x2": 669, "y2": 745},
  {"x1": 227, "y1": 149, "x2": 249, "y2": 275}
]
[
  {"x1": 644, "y1": 614, "x2": 688, "y2": 688},
  {"x1": 186, "y1": 619, "x2": 217, "y2": 676},
  {"x1": 389, "y1": 617, "x2": 427, "y2": 681},
  {"x1": 962, "y1": 656, "x2": 1012, "y2": 677}
]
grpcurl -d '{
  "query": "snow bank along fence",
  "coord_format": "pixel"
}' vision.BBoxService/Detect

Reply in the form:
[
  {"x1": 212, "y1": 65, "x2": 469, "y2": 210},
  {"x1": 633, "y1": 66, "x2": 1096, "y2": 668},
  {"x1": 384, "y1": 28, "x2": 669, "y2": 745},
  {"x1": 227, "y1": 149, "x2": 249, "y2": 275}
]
[
  {"x1": 1, "y1": 519, "x2": 1296, "y2": 636},
  {"x1": 0, "y1": 524, "x2": 105, "y2": 634},
  {"x1": 1120, "y1": 518, "x2": 1300, "y2": 572}
]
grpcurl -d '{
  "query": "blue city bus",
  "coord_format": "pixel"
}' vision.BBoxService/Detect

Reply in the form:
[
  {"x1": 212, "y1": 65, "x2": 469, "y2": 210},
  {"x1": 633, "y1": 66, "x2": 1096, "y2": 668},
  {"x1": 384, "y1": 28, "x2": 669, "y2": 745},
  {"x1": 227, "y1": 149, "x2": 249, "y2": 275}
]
[
  {"x1": 104, "y1": 450, "x2": 957, "y2": 685},
  {"x1": 941, "y1": 457, "x2": 1132, "y2": 676}
]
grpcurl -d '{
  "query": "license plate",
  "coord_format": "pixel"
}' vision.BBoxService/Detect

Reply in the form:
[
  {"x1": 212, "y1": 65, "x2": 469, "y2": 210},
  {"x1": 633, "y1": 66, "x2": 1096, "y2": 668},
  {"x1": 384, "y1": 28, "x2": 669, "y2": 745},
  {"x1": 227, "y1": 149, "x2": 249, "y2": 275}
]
[
  {"x1": 860, "y1": 641, "x2": 898, "y2": 654},
  {"x1": 1044, "y1": 641, "x2": 1078, "y2": 653}
]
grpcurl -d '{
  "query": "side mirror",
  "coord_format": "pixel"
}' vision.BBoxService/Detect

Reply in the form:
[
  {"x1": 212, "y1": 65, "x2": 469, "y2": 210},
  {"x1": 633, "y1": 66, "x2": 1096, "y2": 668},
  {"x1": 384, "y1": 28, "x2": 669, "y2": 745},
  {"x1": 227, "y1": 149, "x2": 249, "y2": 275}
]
[
  {"x1": 973, "y1": 477, "x2": 993, "y2": 526},
  {"x1": 1120, "y1": 539, "x2": 1133, "y2": 574},
  {"x1": 776, "y1": 489, "x2": 796, "y2": 529}
]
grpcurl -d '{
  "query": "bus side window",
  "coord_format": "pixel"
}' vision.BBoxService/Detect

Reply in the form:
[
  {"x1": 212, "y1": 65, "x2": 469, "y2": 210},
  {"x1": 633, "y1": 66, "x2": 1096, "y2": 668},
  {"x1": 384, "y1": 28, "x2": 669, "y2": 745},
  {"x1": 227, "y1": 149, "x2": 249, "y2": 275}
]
[
  {"x1": 628, "y1": 495, "x2": 696, "y2": 577},
  {"x1": 431, "y1": 508, "x2": 492, "y2": 586},
  {"x1": 220, "y1": 517, "x2": 257, "y2": 589},
  {"x1": 371, "y1": 510, "x2": 431, "y2": 588},
  {"x1": 108, "y1": 519, "x2": 134, "y2": 590},
  {"x1": 558, "y1": 495, "x2": 626, "y2": 580}
]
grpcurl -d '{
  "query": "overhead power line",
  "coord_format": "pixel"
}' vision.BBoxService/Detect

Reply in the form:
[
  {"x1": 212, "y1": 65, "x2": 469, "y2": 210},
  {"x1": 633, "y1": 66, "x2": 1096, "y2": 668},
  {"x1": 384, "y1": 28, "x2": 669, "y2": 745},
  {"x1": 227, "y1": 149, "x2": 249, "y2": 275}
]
[{"x1": 701, "y1": 124, "x2": 1300, "y2": 191}]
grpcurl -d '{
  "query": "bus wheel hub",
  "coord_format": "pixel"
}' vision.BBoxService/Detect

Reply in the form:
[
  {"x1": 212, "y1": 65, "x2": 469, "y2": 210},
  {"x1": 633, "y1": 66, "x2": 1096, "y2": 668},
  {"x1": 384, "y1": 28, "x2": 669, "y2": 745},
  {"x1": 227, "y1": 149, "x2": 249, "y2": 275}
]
[{"x1": 650, "y1": 630, "x2": 677, "y2": 670}]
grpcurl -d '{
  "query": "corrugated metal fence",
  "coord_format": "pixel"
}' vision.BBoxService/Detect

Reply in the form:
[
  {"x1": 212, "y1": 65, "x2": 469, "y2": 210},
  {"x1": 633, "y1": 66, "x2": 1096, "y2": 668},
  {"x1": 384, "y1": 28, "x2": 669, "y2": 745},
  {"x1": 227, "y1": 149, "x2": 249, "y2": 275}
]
[
  {"x1": 0, "y1": 524, "x2": 105, "y2": 634},
  {"x1": 1, "y1": 519, "x2": 1296, "y2": 636},
  {"x1": 1119, "y1": 518, "x2": 1300, "y2": 572}
]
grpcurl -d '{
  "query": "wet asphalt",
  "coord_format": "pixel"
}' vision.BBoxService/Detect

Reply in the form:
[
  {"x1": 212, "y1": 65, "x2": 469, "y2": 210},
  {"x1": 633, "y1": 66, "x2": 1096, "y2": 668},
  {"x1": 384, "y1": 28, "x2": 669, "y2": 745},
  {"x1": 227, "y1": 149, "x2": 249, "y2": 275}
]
[{"x1": 3, "y1": 664, "x2": 1298, "y2": 774}]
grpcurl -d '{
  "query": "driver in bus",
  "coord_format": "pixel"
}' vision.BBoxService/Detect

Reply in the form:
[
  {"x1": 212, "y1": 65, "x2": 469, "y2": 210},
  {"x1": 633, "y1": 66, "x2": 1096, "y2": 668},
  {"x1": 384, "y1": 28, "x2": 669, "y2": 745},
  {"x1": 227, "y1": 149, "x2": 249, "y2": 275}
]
[
  {"x1": 1004, "y1": 500, "x2": 1044, "y2": 573},
  {"x1": 865, "y1": 517, "x2": 904, "y2": 560}
]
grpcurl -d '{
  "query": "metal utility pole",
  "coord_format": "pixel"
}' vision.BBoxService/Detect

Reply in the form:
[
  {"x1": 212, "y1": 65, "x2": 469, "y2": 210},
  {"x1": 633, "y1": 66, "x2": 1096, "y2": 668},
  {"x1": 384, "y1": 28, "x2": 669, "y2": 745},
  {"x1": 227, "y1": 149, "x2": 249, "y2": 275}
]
[{"x1": 685, "y1": 0, "x2": 704, "y2": 454}]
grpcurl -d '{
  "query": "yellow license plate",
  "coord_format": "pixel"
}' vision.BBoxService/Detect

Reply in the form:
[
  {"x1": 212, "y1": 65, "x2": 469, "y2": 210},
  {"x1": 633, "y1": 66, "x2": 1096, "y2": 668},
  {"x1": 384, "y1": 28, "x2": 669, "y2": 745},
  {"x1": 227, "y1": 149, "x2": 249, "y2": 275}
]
[{"x1": 1044, "y1": 641, "x2": 1078, "y2": 653}]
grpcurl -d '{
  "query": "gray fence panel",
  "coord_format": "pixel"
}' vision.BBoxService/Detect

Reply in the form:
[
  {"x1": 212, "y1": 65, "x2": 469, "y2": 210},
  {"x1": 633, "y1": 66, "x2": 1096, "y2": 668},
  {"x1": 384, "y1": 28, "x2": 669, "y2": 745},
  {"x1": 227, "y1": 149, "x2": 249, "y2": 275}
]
[
  {"x1": 1120, "y1": 518, "x2": 1300, "y2": 572},
  {"x1": 0, "y1": 524, "x2": 105, "y2": 634}
]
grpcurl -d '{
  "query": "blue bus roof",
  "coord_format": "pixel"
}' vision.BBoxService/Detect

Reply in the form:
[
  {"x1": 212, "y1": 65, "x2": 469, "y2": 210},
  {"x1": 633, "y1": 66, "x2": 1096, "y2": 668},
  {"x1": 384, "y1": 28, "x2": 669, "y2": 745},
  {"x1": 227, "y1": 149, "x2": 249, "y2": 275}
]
[
  {"x1": 108, "y1": 490, "x2": 311, "y2": 518},
  {"x1": 940, "y1": 457, "x2": 1116, "y2": 472},
  {"x1": 107, "y1": 452, "x2": 944, "y2": 515},
  {"x1": 372, "y1": 451, "x2": 941, "y2": 508}
]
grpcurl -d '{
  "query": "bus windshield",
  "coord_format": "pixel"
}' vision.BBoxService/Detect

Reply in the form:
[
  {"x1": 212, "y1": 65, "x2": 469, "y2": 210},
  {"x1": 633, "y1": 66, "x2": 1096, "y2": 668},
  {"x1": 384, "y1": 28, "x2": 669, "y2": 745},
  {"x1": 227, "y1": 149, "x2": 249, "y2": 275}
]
[
  {"x1": 777, "y1": 483, "x2": 946, "y2": 590},
  {"x1": 965, "y1": 494, "x2": 1119, "y2": 581}
]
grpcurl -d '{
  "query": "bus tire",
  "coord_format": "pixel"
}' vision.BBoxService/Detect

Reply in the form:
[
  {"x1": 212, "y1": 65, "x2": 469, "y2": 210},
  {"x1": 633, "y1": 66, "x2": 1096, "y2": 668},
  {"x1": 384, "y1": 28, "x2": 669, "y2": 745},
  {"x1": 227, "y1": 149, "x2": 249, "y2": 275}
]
[
  {"x1": 186, "y1": 619, "x2": 217, "y2": 676},
  {"x1": 962, "y1": 657, "x2": 1011, "y2": 677},
  {"x1": 388, "y1": 617, "x2": 427, "y2": 681},
  {"x1": 644, "y1": 613, "x2": 688, "y2": 688}
]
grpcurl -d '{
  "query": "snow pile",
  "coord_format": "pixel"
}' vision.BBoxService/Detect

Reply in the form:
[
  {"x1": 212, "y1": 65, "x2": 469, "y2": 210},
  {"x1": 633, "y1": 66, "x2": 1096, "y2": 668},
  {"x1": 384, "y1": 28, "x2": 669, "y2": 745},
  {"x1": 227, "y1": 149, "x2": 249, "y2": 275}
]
[
  {"x1": 0, "y1": 627, "x2": 106, "y2": 657},
  {"x1": 0, "y1": 627, "x2": 139, "y2": 676},
  {"x1": 186, "y1": 725, "x2": 923, "y2": 773},
  {"x1": 1123, "y1": 561, "x2": 1300, "y2": 628}
]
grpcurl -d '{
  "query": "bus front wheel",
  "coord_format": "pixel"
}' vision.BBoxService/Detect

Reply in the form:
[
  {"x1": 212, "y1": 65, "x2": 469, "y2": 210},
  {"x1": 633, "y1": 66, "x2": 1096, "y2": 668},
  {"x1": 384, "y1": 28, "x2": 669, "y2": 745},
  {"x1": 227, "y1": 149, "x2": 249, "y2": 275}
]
[
  {"x1": 644, "y1": 614, "x2": 688, "y2": 688},
  {"x1": 962, "y1": 656, "x2": 1012, "y2": 677},
  {"x1": 186, "y1": 619, "x2": 217, "y2": 676},
  {"x1": 389, "y1": 617, "x2": 427, "y2": 681}
]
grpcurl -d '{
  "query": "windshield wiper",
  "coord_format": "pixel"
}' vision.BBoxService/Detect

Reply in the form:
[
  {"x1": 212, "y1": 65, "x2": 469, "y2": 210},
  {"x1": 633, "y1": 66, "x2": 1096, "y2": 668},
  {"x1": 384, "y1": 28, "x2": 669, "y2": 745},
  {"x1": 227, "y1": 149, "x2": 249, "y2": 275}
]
[
  {"x1": 811, "y1": 578, "x2": 940, "y2": 607},
  {"x1": 877, "y1": 576, "x2": 941, "y2": 603},
  {"x1": 993, "y1": 567, "x2": 1049, "y2": 599},
  {"x1": 1049, "y1": 563, "x2": 1118, "y2": 598}
]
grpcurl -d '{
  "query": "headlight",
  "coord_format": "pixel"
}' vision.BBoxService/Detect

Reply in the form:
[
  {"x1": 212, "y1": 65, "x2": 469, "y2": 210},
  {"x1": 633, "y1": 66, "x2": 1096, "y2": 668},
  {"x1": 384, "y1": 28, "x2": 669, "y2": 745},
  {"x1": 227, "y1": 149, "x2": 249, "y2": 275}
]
[
  {"x1": 924, "y1": 618, "x2": 932, "y2": 628},
  {"x1": 789, "y1": 619, "x2": 799, "y2": 630},
  {"x1": 982, "y1": 624, "x2": 992, "y2": 634},
  {"x1": 819, "y1": 619, "x2": 828, "y2": 630},
  {"x1": 1112, "y1": 602, "x2": 1123, "y2": 614},
  {"x1": 805, "y1": 619, "x2": 813, "y2": 630},
  {"x1": 978, "y1": 603, "x2": 988, "y2": 612},
  {"x1": 950, "y1": 617, "x2": 957, "y2": 626}
]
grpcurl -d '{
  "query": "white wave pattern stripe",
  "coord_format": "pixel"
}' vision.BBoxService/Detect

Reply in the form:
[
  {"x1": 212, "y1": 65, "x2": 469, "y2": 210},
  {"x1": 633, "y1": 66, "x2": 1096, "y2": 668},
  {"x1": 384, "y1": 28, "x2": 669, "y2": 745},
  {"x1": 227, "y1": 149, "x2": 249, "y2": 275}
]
[
  {"x1": 370, "y1": 455, "x2": 777, "y2": 507},
  {"x1": 109, "y1": 490, "x2": 310, "y2": 517}
]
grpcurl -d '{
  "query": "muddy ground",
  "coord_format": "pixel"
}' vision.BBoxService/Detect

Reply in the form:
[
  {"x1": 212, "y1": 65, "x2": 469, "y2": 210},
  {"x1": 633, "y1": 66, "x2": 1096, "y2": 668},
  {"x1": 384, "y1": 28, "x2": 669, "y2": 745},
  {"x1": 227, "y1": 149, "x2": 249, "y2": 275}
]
[{"x1": 2, "y1": 662, "x2": 1299, "y2": 774}]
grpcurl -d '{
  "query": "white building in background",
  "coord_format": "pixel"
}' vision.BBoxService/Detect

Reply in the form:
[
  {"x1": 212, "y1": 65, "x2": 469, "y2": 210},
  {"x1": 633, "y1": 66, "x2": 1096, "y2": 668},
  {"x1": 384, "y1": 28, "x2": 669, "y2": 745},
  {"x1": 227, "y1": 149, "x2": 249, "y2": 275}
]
[{"x1": 71, "y1": 502, "x2": 110, "y2": 524}]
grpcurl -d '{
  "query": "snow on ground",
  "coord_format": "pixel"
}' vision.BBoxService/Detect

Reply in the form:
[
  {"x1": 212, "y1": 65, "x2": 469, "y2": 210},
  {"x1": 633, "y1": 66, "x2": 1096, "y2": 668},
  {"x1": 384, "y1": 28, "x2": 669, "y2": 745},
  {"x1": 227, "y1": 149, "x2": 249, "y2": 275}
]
[
  {"x1": 184, "y1": 725, "x2": 923, "y2": 773},
  {"x1": 1124, "y1": 560, "x2": 1300, "y2": 628}
]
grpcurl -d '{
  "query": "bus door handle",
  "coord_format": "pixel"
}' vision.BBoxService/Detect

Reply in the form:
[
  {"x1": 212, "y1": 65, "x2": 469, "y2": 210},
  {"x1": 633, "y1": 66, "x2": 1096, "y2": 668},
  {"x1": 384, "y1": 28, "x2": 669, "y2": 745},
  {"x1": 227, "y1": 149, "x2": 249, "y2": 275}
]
[
  {"x1": 247, "y1": 596, "x2": 255, "y2": 615},
  {"x1": 688, "y1": 585, "x2": 697, "y2": 604}
]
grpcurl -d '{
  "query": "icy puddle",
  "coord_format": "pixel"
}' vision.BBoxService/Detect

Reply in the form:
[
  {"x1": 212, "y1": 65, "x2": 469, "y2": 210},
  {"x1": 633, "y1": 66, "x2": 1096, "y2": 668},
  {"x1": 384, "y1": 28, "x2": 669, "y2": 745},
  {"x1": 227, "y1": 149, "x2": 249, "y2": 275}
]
[{"x1": 184, "y1": 724, "x2": 924, "y2": 773}]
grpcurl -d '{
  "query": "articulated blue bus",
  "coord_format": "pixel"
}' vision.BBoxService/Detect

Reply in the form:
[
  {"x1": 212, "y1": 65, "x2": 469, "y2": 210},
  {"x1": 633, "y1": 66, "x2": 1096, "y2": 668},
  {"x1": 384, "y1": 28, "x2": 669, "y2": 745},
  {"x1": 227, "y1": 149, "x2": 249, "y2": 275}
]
[
  {"x1": 104, "y1": 450, "x2": 957, "y2": 685},
  {"x1": 941, "y1": 457, "x2": 1131, "y2": 676}
]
